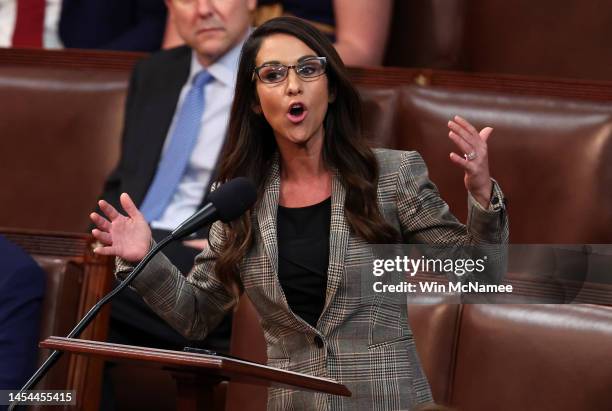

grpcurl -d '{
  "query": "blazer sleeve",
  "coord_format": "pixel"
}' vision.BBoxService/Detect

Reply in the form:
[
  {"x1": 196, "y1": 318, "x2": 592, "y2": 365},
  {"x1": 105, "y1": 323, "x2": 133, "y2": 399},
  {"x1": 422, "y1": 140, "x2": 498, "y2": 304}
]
[
  {"x1": 114, "y1": 221, "x2": 238, "y2": 340},
  {"x1": 396, "y1": 151, "x2": 508, "y2": 244}
]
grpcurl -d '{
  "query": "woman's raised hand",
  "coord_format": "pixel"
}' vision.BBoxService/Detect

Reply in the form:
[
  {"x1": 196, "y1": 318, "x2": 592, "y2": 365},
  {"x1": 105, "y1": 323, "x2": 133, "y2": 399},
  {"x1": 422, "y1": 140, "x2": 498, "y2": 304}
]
[
  {"x1": 447, "y1": 115, "x2": 494, "y2": 209},
  {"x1": 90, "y1": 193, "x2": 152, "y2": 262}
]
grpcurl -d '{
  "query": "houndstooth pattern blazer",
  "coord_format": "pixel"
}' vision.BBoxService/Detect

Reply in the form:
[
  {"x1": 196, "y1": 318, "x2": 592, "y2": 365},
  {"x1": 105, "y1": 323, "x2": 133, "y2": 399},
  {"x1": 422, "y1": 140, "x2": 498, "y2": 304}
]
[{"x1": 118, "y1": 148, "x2": 508, "y2": 410}]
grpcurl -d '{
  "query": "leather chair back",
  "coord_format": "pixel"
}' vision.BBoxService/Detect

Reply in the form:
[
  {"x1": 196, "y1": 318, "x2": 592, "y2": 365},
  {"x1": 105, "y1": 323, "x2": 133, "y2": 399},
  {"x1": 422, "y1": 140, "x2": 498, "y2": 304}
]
[
  {"x1": 450, "y1": 304, "x2": 612, "y2": 410},
  {"x1": 0, "y1": 65, "x2": 127, "y2": 231},
  {"x1": 369, "y1": 84, "x2": 612, "y2": 243}
]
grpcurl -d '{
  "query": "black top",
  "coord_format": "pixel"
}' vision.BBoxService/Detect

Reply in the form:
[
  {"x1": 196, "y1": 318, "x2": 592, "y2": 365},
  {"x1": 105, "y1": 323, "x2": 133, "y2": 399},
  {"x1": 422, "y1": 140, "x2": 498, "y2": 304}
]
[{"x1": 277, "y1": 197, "x2": 331, "y2": 328}]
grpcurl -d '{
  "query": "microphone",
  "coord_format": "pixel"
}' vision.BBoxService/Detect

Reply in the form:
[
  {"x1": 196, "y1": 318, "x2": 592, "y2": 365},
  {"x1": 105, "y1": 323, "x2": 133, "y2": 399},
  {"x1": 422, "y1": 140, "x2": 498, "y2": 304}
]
[
  {"x1": 8, "y1": 177, "x2": 256, "y2": 411},
  {"x1": 171, "y1": 177, "x2": 257, "y2": 240}
]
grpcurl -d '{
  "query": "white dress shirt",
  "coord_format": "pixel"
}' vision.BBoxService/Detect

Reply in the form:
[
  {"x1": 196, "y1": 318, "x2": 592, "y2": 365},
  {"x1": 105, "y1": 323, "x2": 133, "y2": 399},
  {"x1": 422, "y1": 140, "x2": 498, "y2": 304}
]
[{"x1": 150, "y1": 40, "x2": 243, "y2": 231}]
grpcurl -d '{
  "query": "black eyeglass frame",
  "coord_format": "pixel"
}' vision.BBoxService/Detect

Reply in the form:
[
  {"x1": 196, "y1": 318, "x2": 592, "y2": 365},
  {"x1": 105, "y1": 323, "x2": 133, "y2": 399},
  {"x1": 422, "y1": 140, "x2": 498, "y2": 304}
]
[{"x1": 253, "y1": 56, "x2": 327, "y2": 84}]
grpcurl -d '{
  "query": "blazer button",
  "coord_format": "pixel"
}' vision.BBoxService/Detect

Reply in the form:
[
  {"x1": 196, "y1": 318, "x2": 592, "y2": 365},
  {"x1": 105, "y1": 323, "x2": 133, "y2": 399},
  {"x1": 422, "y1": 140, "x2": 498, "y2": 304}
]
[{"x1": 314, "y1": 336, "x2": 324, "y2": 348}]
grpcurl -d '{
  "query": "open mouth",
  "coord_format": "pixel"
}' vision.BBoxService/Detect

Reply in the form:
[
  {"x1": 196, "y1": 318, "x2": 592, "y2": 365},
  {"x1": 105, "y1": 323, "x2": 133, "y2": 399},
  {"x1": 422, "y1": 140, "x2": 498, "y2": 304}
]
[{"x1": 287, "y1": 103, "x2": 307, "y2": 123}]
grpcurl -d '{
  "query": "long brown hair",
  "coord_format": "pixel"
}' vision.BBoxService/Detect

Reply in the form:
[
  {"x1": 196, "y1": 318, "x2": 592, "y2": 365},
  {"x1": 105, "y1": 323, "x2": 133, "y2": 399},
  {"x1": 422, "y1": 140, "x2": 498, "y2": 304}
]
[{"x1": 215, "y1": 17, "x2": 398, "y2": 293}]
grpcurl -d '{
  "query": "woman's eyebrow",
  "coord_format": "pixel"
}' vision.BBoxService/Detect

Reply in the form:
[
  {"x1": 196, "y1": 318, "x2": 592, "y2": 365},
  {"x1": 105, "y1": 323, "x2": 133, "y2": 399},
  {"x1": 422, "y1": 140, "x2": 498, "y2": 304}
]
[
  {"x1": 297, "y1": 54, "x2": 318, "y2": 63},
  {"x1": 259, "y1": 55, "x2": 318, "y2": 66},
  {"x1": 259, "y1": 60, "x2": 282, "y2": 66}
]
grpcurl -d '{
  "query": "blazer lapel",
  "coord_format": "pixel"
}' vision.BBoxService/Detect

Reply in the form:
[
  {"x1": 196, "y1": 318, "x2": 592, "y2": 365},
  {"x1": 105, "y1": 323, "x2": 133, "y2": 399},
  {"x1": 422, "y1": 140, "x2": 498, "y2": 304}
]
[
  {"x1": 321, "y1": 169, "x2": 350, "y2": 316},
  {"x1": 257, "y1": 156, "x2": 281, "y2": 278}
]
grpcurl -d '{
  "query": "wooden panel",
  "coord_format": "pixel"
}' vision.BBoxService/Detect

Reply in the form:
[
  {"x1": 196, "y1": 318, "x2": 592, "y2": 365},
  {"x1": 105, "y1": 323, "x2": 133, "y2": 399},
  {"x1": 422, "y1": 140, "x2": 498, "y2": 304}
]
[
  {"x1": 0, "y1": 47, "x2": 144, "y2": 71},
  {"x1": 348, "y1": 66, "x2": 612, "y2": 101}
]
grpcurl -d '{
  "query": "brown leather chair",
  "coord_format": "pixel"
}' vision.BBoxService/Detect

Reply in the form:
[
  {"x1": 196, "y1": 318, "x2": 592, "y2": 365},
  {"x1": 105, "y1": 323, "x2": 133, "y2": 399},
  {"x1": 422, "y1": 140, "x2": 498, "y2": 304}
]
[
  {"x1": 408, "y1": 303, "x2": 612, "y2": 410},
  {"x1": 388, "y1": 84, "x2": 612, "y2": 243},
  {"x1": 0, "y1": 50, "x2": 132, "y2": 232}
]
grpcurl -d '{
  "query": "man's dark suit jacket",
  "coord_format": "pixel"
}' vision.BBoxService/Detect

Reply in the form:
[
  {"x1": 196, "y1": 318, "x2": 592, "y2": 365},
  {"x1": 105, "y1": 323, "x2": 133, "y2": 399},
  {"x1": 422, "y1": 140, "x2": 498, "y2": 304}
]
[{"x1": 59, "y1": 0, "x2": 167, "y2": 52}]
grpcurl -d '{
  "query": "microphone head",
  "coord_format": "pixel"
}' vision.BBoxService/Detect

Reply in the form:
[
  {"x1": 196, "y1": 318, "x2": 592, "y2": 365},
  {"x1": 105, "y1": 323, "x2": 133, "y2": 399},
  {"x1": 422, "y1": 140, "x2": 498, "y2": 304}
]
[{"x1": 208, "y1": 177, "x2": 257, "y2": 223}]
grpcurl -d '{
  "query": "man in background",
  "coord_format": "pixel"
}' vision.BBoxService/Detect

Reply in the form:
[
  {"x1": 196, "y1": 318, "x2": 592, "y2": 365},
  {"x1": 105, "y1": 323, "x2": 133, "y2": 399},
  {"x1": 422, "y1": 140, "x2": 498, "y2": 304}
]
[{"x1": 96, "y1": 0, "x2": 256, "y2": 353}]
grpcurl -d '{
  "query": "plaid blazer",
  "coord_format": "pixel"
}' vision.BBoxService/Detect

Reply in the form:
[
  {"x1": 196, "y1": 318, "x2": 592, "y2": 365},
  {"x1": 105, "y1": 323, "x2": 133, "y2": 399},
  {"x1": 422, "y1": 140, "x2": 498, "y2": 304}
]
[{"x1": 119, "y1": 148, "x2": 508, "y2": 410}]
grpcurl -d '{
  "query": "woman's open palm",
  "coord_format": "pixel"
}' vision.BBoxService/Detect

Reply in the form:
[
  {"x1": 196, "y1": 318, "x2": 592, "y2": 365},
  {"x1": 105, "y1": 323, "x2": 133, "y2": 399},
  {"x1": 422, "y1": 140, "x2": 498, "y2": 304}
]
[{"x1": 90, "y1": 193, "x2": 151, "y2": 262}]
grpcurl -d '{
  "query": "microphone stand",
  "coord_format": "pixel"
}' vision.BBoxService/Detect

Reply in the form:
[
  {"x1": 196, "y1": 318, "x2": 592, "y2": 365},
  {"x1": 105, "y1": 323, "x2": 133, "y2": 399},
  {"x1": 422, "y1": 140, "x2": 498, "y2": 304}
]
[{"x1": 8, "y1": 235, "x2": 174, "y2": 411}]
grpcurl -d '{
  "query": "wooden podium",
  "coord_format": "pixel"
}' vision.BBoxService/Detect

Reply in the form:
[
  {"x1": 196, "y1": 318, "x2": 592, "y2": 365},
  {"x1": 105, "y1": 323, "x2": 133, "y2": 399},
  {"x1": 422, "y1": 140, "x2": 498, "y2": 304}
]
[{"x1": 40, "y1": 337, "x2": 351, "y2": 411}]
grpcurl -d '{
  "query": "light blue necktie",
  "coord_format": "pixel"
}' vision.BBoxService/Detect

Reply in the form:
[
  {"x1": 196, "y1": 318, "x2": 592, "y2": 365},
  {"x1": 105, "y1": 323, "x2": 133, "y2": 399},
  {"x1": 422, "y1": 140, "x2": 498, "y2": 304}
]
[{"x1": 140, "y1": 70, "x2": 213, "y2": 222}]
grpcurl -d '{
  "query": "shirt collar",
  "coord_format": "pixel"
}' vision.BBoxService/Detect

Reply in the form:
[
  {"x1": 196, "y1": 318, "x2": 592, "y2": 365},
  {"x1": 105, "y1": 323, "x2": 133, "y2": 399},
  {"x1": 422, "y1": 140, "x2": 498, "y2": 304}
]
[{"x1": 187, "y1": 28, "x2": 251, "y2": 88}]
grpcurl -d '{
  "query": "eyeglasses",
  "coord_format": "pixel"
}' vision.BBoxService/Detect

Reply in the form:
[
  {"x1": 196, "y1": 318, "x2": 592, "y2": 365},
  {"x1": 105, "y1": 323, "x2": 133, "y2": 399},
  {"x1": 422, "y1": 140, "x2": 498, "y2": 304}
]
[{"x1": 253, "y1": 57, "x2": 327, "y2": 84}]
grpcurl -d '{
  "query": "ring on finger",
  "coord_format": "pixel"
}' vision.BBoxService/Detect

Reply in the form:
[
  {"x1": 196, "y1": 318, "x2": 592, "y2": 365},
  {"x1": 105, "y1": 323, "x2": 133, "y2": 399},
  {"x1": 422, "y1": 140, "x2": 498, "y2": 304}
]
[{"x1": 464, "y1": 151, "x2": 477, "y2": 161}]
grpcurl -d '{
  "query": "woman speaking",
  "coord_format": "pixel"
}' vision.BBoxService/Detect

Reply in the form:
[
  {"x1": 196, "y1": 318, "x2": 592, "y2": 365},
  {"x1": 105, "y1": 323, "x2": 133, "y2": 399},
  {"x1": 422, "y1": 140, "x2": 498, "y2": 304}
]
[{"x1": 90, "y1": 17, "x2": 508, "y2": 410}]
